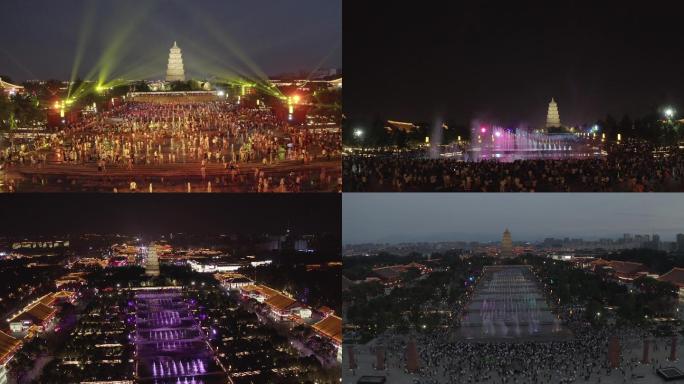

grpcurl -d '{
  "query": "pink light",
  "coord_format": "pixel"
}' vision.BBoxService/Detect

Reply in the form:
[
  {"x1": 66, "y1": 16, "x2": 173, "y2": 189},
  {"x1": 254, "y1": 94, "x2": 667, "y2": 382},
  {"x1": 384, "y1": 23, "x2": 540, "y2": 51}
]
[
  {"x1": 480, "y1": 126, "x2": 487, "y2": 133},
  {"x1": 494, "y1": 131, "x2": 502, "y2": 137}
]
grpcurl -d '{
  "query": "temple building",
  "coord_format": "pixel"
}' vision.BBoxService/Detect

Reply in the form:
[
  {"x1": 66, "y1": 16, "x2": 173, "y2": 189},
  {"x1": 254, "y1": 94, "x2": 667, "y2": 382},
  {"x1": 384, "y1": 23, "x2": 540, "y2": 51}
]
[
  {"x1": 501, "y1": 228, "x2": 513, "y2": 258},
  {"x1": 166, "y1": 41, "x2": 185, "y2": 82},
  {"x1": 545, "y1": 97, "x2": 561, "y2": 130},
  {"x1": 0, "y1": 78, "x2": 24, "y2": 97},
  {"x1": 145, "y1": 247, "x2": 160, "y2": 277},
  {"x1": 312, "y1": 314, "x2": 342, "y2": 362},
  {"x1": 0, "y1": 331, "x2": 21, "y2": 384}
]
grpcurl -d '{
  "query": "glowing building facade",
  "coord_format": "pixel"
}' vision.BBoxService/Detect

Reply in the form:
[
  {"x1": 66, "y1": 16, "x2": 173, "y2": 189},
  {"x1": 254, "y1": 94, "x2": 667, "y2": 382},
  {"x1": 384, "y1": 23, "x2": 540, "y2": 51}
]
[
  {"x1": 545, "y1": 97, "x2": 561, "y2": 129},
  {"x1": 145, "y1": 247, "x2": 160, "y2": 277},
  {"x1": 165, "y1": 41, "x2": 185, "y2": 82}
]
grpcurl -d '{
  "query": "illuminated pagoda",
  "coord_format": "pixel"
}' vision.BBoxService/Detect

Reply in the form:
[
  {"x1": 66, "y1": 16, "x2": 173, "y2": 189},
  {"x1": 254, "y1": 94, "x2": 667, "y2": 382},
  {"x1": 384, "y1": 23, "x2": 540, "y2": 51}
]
[
  {"x1": 145, "y1": 247, "x2": 160, "y2": 277},
  {"x1": 165, "y1": 41, "x2": 185, "y2": 82},
  {"x1": 501, "y1": 228, "x2": 513, "y2": 258},
  {"x1": 545, "y1": 97, "x2": 561, "y2": 130}
]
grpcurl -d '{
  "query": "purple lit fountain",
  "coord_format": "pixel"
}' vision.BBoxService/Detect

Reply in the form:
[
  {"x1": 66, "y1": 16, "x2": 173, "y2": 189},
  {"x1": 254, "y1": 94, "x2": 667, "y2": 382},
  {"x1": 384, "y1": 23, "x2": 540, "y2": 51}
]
[
  {"x1": 132, "y1": 288, "x2": 225, "y2": 384},
  {"x1": 467, "y1": 123, "x2": 602, "y2": 162}
]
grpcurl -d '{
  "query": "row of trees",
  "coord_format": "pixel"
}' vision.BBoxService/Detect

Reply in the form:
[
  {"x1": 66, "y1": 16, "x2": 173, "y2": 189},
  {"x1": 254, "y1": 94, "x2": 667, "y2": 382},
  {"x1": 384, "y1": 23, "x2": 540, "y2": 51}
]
[
  {"x1": 602, "y1": 248, "x2": 684, "y2": 275},
  {"x1": 523, "y1": 254, "x2": 678, "y2": 325},
  {"x1": 342, "y1": 117, "x2": 469, "y2": 148},
  {"x1": 343, "y1": 110, "x2": 684, "y2": 148},
  {"x1": 0, "y1": 93, "x2": 44, "y2": 131},
  {"x1": 344, "y1": 251, "x2": 490, "y2": 342}
]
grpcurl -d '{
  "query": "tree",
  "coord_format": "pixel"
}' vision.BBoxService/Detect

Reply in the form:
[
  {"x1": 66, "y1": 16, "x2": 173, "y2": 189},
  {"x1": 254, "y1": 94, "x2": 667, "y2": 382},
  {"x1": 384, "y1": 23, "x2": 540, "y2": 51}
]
[
  {"x1": 132, "y1": 80, "x2": 150, "y2": 92},
  {"x1": 169, "y1": 81, "x2": 192, "y2": 91}
]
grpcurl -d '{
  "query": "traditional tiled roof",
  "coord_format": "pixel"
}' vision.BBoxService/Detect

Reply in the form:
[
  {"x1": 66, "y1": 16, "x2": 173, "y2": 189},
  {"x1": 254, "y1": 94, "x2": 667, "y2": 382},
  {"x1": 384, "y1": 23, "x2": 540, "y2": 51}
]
[
  {"x1": 385, "y1": 120, "x2": 418, "y2": 133},
  {"x1": 0, "y1": 78, "x2": 24, "y2": 90},
  {"x1": 317, "y1": 306, "x2": 334, "y2": 315},
  {"x1": 659, "y1": 268, "x2": 684, "y2": 287},
  {"x1": 373, "y1": 266, "x2": 404, "y2": 281},
  {"x1": 0, "y1": 331, "x2": 21, "y2": 365},
  {"x1": 312, "y1": 315, "x2": 342, "y2": 344},
  {"x1": 241, "y1": 284, "x2": 259, "y2": 293},
  {"x1": 256, "y1": 285, "x2": 279, "y2": 297},
  {"x1": 609, "y1": 260, "x2": 647, "y2": 275},
  {"x1": 11, "y1": 303, "x2": 56, "y2": 324},
  {"x1": 265, "y1": 293, "x2": 297, "y2": 312},
  {"x1": 591, "y1": 258, "x2": 611, "y2": 267},
  {"x1": 38, "y1": 293, "x2": 57, "y2": 306},
  {"x1": 37, "y1": 291, "x2": 75, "y2": 306}
]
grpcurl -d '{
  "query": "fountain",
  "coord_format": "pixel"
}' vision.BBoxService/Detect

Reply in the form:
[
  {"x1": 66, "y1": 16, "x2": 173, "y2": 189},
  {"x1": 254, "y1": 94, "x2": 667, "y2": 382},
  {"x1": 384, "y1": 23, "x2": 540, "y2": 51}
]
[
  {"x1": 463, "y1": 124, "x2": 602, "y2": 162},
  {"x1": 461, "y1": 266, "x2": 567, "y2": 340},
  {"x1": 132, "y1": 289, "x2": 224, "y2": 383}
]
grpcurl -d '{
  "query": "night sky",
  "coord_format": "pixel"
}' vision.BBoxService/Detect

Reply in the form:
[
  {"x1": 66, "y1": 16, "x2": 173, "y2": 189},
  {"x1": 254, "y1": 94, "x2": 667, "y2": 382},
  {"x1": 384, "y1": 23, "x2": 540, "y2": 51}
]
[
  {"x1": 0, "y1": 0, "x2": 341, "y2": 82},
  {"x1": 0, "y1": 194, "x2": 341, "y2": 236},
  {"x1": 344, "y1": 1, "x2": 684, "y2": 128},
  {"x1": 343, "y1": 194, "x2": 684, "y2": 244}
]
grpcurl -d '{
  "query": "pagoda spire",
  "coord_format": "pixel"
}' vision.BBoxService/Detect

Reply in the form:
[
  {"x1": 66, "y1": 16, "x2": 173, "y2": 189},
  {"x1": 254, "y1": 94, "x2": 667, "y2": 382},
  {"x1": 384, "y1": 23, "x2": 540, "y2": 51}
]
[
  {"x1": 545, "y1": 97, "x2": 561, "y2": 129},
  {"x1": 166, "y1": 41, "x2": 186, "y2": 82}
]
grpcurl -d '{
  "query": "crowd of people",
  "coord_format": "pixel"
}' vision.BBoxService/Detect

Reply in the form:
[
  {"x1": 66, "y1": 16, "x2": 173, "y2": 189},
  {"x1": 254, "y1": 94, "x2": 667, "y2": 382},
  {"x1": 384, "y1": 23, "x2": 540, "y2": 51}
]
[
  {"x1": 344, "y1": 141, "x2": 684, "y2": 192},
  {"x1": 344, "y1": 260, "x2": 684, "y2": 384},
  {"x1": 1, "y1": 100, "x2": 341, "y2": 192},
  {"x1": 349, "y1": 306, "x2": 681, "y2": 384}
]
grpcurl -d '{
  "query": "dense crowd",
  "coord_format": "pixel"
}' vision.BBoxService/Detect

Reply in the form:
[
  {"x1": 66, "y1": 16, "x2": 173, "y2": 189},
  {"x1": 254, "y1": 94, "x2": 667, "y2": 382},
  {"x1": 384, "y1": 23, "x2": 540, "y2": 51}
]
[
  {"x1": 354, "y1": 310, "x2": 679, "y2": 384},
  {"x1": 1, "y1": 101, "x2": 341, "y2": 192},
  {"x1": 344, "y1": 141, "x2": 684, "y2": 192}
]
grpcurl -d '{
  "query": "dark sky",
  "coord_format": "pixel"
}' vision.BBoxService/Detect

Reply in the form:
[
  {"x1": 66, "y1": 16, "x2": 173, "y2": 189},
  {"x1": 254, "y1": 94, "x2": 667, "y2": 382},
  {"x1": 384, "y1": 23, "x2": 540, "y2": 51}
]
[
  {"x1": 0, "y1": 194, "x2": 341, "y2": 236},
  {"x1": 343, "y1": 194, "x2": 684, "y2": 244},
  {"x1": 0, "y1": 0, "x2": 341, "y2": 82},
  {"x1": 344, "y1": 1, "x2": 684, "y2": 128}
]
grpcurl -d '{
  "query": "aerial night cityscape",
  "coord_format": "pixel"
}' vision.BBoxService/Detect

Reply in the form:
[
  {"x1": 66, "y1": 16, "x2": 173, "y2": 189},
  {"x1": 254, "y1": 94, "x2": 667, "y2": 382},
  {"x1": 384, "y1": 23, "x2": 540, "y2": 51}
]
[
  {"x1": 0, "y1": 195, "x2": 342, "y2": 384},
  {"x1": 342, "y1": 194, "x2": 684, "y2": 383},
  {"x1": 0, "y1": 0, "x2": 341, "y2": 192},
  {"x1": 342, "y1": 2, "x2": 684, "y2": 192},
  {"x1": 7, "y1": 1, "x2": 684, "y2": 383}
]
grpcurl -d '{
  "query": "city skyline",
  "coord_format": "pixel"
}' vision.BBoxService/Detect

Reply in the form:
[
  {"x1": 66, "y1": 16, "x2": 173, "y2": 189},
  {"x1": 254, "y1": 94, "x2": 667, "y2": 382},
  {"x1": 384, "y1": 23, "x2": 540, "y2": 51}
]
[
  {"x1": 0, "y1": 0, "x2": 341, "y2": 81},
  {"x1": 344, "y1": 1, "x2": 684, "y2": 126},
  {"x1": 343, "y1": 194, "x2": 684, "y2": 245},
  {"x1": 0, "y1": 195, "x2": 341, "y2": 235}
]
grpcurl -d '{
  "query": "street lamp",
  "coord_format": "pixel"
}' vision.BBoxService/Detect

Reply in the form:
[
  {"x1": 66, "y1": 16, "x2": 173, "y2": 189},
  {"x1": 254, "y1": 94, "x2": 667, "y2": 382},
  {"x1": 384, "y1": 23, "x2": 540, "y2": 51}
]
[
  {"x1": 665, "y1": 107, "x2": 675, "y2": 119},
  {"x1": 353, "y1": 129, "x2": 363, "y2": 138}
]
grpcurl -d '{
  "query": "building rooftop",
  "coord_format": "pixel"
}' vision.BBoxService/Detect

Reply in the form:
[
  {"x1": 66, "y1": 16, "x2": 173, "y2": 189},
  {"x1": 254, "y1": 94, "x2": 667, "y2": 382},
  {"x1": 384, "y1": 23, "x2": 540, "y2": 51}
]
[
  {"x1": 0, "y1": 330, "x2": 21, "y2": 365},
  {"x1": 312, "y1": 315, "x2": 342, "y2": 344},
  {"x1": 659, "y1": 268, "x2": 684, "y2": 287},
  {"x1": 608, "y1": 260, "x2": 647, "y2": 276},
  {"x1": 265, "y1": 293, "x2": 297, "y2": 312},
  {"x1": 11, "y1": 302, "x2": 56, "y2": 324}
]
